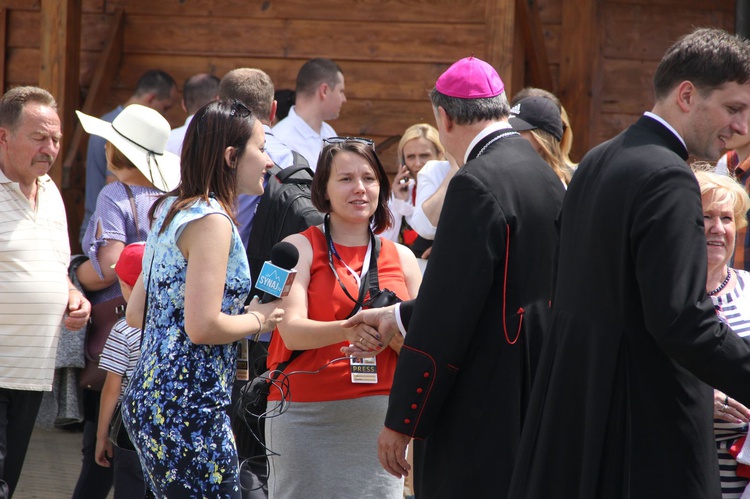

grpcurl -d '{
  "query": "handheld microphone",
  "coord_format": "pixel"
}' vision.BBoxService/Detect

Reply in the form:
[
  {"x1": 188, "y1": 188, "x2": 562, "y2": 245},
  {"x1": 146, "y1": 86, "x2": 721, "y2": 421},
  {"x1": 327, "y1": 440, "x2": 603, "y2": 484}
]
[{"x1": 257, "y1": 242, "x2": 299, "y2": 303}]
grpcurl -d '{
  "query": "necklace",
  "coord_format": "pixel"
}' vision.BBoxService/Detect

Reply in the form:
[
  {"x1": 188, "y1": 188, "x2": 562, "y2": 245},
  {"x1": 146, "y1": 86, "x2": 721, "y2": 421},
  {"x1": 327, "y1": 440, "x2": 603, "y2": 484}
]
[
  {"x1": 475, "y1": 130, "x2": 519, "y2": 158},
  {"x1": 707, "y1": 268, "x2": 732, "y2": 296}
]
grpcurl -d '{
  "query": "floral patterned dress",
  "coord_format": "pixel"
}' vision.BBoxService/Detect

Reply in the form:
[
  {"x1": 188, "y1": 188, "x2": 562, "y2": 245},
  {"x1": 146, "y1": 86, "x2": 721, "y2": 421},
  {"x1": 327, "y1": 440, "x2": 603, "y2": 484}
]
[{"x1": 122, "y1": 197, "x2": 249, "y2": 498}]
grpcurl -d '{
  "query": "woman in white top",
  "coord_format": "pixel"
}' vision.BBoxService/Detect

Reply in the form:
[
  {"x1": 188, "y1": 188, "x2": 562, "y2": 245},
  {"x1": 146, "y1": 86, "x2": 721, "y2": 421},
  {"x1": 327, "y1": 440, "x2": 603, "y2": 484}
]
[{"x1": 381, "y1": 124, "x2": 446, "y2": 257}]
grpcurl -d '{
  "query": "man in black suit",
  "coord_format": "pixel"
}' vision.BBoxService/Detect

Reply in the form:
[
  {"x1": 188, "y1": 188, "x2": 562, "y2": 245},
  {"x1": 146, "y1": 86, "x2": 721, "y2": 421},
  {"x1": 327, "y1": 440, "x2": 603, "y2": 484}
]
[
  {"x1": 345, "y1": 56, "x2": 565, "y2": 497},
  {"x1": 506, "y1": 28, "x2": 750, "y2": 498}
]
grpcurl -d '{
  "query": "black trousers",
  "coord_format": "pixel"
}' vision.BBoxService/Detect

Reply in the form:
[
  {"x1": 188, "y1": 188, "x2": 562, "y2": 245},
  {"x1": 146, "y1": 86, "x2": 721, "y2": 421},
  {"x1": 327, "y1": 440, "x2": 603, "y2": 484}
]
[
  {"x1": 113, "y1": 447, "x2": 146, "y2": 499},
  {"x1": 72, "y1": 389, "x2": 113, "y2": 499},
  {"x1": 0, "y1": 388, "x2": 43, "y2": 499}
]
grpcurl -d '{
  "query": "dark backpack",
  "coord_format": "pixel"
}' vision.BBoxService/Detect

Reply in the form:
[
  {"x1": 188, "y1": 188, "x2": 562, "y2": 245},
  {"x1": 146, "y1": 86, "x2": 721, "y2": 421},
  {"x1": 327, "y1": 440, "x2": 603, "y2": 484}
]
[{"x1": 246, "y1": 151, "x2": 324, "y2": 297}]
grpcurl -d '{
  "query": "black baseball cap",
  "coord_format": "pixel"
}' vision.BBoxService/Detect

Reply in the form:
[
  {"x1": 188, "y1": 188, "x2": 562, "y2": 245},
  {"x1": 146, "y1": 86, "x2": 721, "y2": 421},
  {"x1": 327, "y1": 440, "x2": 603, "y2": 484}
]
[{"x1": 509, "y1": 96, "x2": 563, "y2": 141}]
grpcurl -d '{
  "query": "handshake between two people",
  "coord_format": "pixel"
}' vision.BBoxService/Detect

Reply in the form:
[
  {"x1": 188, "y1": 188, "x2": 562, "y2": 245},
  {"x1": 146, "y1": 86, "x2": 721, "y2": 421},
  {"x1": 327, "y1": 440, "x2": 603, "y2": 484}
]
[{"x1": 340, "y1": 305, "x2": 401, "y2": 357}]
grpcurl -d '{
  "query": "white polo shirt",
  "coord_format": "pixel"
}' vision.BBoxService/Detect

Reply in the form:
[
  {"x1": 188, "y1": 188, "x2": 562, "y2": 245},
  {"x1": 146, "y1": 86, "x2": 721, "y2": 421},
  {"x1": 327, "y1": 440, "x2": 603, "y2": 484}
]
[
  {"x1": 0, "y1": 170, "x2": 70, "y2": 391},
  {"x1": 272, "y1": 106, "x2": 336, "y2": 170}
]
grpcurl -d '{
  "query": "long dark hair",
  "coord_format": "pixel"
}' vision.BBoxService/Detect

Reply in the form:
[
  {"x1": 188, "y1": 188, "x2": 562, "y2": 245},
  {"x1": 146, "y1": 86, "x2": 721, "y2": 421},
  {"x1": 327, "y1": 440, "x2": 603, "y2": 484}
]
[
  {"x1": 149, "y1": 100, "x2": 257, "y2": 233},
  {"x1": 311, "y1": 140, "x2": 393, "y2": 234}
]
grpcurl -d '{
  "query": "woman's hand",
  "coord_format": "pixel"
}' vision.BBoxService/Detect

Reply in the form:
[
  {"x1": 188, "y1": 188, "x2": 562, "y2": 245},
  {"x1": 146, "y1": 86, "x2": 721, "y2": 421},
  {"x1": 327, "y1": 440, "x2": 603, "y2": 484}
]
[
  {"x1": 714, "y1": 389, "x2": 750, "y2": 424},
  {"x1": 342, "y1": 322, "x2": 384, "y2": 354},
  {"x1": 245, "y1": 296, "x2": 285, "y2": 334},
  {"x1": 391, "y1": 165, "x2": 412, "y2": 201}
]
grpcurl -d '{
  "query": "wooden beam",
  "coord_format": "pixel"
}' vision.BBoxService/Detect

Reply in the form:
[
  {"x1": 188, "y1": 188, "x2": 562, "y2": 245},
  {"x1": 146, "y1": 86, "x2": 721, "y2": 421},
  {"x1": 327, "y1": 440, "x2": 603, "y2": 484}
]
[
  {"x1": 559, "y1": 0, "x2": 603, "y2": 160},
  {"x1": 39, "y1": 0, "x2": 81, "y2": 187},
  {"x1": 511, "y1": 3, "x2": 526, "y2": 98},
  {"x1": 516, "y1": 0, "x2": 554, "y2": 92},
  {"x1": 485, "y1": 0, "x2": 517, "y2": 95},
  {"x1": 0, "y1": 8, "x2": 6, "y2": 96},
  {"x1": 62, "y1": 8, "x2": 123, "y2": 177},
  {"x1": 61, "y1": 8, "x2": 123, "y2": 252}
]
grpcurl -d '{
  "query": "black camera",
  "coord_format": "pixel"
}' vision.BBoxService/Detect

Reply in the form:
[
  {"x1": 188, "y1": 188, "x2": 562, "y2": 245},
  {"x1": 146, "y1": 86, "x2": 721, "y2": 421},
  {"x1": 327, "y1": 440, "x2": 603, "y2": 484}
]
[{"x1": 365, "y1": 288, "x2": 402, "y2": 309}]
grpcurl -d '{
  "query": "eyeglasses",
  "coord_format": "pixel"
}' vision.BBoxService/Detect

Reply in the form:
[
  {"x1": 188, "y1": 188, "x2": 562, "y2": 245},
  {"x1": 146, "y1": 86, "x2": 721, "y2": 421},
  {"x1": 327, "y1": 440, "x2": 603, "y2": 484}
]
[
  {"x1": 229, "y1": 100, "x2": 252, "y2": 118},
  {"x1": 323, "y1": 136, "x2": 374, "y2": 148}
]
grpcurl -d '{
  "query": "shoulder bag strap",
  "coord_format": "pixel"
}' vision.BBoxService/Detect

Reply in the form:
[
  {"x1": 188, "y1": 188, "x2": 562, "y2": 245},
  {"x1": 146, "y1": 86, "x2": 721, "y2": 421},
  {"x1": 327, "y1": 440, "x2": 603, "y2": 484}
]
[
  {"x1": 140, "y1": 254, "x2": 155, "y2": 345},
  {"x1": 121, "y1": 182, "x2": 140, "y2": 234}
]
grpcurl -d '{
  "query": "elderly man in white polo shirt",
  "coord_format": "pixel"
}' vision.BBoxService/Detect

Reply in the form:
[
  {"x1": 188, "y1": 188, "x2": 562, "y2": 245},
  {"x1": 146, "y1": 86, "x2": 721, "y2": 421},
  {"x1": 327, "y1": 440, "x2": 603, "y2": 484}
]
[{"x1": 0, "y1": 86, "x2": 91, "y2": 499}]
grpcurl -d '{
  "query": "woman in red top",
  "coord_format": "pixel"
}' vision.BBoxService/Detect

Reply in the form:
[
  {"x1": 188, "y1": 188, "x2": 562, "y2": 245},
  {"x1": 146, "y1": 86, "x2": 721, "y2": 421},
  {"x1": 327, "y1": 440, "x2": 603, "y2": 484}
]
[{"x1": 265, "y1": 138, "x2": 421, "y2": 498}]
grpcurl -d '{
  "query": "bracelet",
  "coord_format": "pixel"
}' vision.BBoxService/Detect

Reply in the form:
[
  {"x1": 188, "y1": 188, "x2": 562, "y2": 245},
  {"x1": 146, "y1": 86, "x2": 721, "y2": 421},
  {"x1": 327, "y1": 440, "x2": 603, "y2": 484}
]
[
  {"x1": 248, "y1": 311, "x2": 262, "y2": 334},
  {"x1": 69, "y1": 287, "x2": 80, "y2": 292}
]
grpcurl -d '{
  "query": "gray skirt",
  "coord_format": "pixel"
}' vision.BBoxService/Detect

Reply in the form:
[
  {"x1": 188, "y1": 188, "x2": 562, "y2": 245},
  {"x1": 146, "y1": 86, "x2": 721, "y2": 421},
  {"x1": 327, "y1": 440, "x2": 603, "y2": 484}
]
[{"x1": 265, "y1": 395, "x2": 404, "y2": 499}]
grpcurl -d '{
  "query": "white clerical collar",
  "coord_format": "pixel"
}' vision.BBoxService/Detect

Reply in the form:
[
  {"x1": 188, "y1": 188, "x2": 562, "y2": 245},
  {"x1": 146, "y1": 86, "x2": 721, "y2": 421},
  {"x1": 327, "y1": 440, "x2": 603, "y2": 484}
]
[
  {"x1": 643, "y1": 111, "x2": 687, "y2": 150},
  {"x1": 464, "y1": 121, "x2": 513, "y2": 164}
]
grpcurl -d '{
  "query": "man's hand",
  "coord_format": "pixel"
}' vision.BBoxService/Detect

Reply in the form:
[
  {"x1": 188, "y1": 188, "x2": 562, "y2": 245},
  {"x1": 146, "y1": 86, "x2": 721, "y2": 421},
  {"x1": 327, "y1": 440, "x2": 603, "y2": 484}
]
[
  {"x1": 340, "y1": 305, "x2": 399, "y2": 357},
  {"x1": 378, "y1": 426, "x2": 411, "y2": 478},
  {"x1": 65, "y1": 288, "x2": 91, "y2": 330}
]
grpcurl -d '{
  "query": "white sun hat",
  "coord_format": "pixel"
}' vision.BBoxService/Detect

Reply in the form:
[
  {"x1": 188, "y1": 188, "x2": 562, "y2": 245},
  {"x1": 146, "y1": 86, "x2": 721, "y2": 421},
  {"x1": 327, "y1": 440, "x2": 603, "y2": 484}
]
[{"x1": 76, "y1": 104, "x2": 181, "y2": 192}]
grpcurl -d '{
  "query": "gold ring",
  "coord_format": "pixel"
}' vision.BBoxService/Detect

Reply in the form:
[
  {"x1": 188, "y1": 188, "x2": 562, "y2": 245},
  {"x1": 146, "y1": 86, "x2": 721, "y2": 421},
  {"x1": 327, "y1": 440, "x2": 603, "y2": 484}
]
[{"x1": 359, "y1": 338, "x2": 365, "y2": 344}]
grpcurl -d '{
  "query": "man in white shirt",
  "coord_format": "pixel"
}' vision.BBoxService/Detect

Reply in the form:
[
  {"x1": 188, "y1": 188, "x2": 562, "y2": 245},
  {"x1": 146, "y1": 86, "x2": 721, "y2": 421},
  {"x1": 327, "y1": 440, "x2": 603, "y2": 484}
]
[
  {"x1": 0, "y1": 86, "x2": 91, "y2": 499},
  {"x1": 272, "y1": 58, "x2": 346, "y2": 169},
  {"x1": 165, "y1": 73, "x2": 220, "y2": 155}
]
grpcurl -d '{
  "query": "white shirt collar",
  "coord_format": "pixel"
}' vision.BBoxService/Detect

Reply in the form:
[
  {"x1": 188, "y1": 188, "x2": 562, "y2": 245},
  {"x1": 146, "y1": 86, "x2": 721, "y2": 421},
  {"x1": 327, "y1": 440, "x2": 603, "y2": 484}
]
[
  {"x1": 643, "y1": 111, "x2": 687, "y2": 150},
  {"x1": 464, "y1": 121, "x2": 513, "y2": 164}
]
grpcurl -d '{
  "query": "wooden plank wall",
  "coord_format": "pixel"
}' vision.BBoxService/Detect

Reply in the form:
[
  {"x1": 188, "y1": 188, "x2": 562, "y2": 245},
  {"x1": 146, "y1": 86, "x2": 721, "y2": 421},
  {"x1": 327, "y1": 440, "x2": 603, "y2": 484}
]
[
  {"x1": 0, "y1": 0, "x2": 738, "y2": 196},
  {"x1": 517, "y1": 0, "x2": 734, "y2": 159},
  {"x1": 597, "y1": 0, "x2": 734, "y2": 148}
]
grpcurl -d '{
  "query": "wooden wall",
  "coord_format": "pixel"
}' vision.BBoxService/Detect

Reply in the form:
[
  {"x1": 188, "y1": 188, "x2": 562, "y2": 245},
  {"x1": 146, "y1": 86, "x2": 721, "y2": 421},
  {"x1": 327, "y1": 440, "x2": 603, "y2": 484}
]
[
  {"x1": 0, "y1": 0, "x2": 739, "y2": 241},
  {"x1": 529, "y1": 0, "x2": 734, "y2": 155}
]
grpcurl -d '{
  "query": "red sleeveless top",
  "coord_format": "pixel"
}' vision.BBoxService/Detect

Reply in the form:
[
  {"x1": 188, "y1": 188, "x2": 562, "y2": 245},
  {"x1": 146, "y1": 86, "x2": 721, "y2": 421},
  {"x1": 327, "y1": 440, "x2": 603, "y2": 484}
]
[{"x1": 267, "y1": 226, "x2": 410, "y2": 402}]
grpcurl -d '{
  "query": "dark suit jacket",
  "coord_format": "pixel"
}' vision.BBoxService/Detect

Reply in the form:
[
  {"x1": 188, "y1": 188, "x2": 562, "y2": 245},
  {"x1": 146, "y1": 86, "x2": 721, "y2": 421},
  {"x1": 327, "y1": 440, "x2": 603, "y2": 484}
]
[
  {"x1": 387, "y1": 128, "x2": 565, "y2": 497},
  {"x1": 509, "y1": 115, "x2": 750, "y2": 499}
]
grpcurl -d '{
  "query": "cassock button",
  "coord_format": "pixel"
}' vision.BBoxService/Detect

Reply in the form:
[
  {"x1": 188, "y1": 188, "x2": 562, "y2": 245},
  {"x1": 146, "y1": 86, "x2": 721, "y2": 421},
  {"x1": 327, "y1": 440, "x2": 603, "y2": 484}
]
[
  {"x1": 423, "y1": 372, "x2": 429, "y2": 378},
  {"x1": 416, "y1": 388, "x2": 423, "y2": 394},
  {"x1": 411, "y1": 404, "x2": 417, "y2": 409},
  {"x1": 404, "y1": 419, "x2": 411, "y2": 424}
]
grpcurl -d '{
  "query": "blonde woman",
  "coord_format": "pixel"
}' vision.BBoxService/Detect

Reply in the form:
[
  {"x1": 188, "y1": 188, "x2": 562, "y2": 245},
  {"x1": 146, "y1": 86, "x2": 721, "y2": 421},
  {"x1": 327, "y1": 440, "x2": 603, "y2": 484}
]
[
  {"x1": 381, "y1": 123, "x2": 447, "y2": 258},
  {"x1": 512, "y1": 86, "x2": 578, "y2": 171},
  {"x1": 695, "y1": 170, "x2": 750, "y2": 498},
  {"x1": 509, "y1": 96, "x2": 574, "y2": 185}
]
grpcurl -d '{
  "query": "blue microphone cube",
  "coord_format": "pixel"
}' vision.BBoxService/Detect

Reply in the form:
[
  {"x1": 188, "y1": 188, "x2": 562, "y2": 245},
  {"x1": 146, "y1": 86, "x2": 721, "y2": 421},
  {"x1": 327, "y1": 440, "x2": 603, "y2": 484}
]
[{"x1": 256, "y1": 261, "x2": 296, "y2": 298}]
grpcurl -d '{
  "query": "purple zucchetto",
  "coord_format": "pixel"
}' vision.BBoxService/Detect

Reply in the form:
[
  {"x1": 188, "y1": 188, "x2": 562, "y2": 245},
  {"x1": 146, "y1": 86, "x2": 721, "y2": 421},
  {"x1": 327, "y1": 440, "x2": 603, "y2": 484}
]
[{"x1": 435, "y1": 56, "x2": 505, "y2": 99}]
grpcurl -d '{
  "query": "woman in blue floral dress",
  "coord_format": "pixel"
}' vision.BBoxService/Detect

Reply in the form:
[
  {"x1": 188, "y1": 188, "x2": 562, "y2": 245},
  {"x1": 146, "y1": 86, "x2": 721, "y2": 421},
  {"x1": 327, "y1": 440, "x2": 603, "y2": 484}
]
[{"x1": 122, "y1": 100, "x2": 284, "y2": 498}]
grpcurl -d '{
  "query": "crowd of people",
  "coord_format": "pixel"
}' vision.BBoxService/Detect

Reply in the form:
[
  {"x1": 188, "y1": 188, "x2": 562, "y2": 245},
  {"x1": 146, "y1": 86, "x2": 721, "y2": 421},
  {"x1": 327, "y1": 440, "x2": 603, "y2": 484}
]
[{"x1": 4, "y1": 25, "x2": 750, "y2": 499}]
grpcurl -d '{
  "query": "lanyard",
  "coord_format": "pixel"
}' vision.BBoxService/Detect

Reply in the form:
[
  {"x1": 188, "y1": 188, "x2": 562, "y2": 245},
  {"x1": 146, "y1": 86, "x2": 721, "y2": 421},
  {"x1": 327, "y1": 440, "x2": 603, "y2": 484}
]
[{"x1": 324, "y1": 214, "x2": 379, "y2": 315}]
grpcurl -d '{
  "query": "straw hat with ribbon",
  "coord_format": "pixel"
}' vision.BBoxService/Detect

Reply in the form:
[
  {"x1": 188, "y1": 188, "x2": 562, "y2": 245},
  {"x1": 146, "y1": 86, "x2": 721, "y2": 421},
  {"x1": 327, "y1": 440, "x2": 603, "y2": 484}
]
[{"x1": 76, "y1": 104, "x2": 180, "y2": 192}]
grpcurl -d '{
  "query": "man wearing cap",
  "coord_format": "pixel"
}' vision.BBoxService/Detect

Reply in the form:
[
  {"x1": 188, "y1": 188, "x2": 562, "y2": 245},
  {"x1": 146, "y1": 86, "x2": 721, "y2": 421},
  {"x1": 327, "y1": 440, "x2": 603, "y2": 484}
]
[
  {"x1": 345, "y1": 57, "x2": 565, "y2": 496},
  {"x1": 0, "y1": 86, "x2": 91, "y2": 499},
  {"x1": 509, "y1": 28, "x2": 750, "y2": 498}
]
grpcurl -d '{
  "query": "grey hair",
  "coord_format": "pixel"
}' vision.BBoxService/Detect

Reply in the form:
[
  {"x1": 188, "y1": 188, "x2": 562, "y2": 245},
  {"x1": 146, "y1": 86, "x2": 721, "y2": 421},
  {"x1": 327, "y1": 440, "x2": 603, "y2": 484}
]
[{"x1": 428, "y1": 88, "x2": 510, "y2": 125}]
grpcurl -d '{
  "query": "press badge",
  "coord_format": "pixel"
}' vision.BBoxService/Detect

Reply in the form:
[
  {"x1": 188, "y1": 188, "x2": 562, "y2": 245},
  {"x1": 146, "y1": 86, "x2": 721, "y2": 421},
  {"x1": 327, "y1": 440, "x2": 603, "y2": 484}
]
[
  {"x1": 236, "y1": 338, "x2": 249, "y2": 381},
  {"x1": 350, "y1": 355, "x2": 378, "y2": 383}
]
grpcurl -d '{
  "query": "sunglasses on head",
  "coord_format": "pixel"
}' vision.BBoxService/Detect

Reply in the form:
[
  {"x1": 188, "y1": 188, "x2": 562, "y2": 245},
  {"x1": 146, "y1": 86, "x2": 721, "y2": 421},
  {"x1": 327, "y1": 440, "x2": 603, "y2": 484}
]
[
  {"x1": 323, "y1": 136, "x2": 375, "y2": 148},
  {"x1": 229, "y1": 100, "x2": 252, "y2": 118}
]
